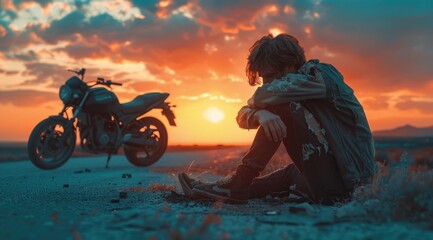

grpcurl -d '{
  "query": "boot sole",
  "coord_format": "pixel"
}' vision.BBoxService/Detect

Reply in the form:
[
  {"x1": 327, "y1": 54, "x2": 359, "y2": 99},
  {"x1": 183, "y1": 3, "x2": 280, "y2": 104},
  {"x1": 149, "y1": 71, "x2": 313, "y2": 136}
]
[
  {"x1": 178, "y1": 173, "x2": 195, "y2": 198},
  {"x1": 193, "y1": 188, "x2": 248, "y2": 204}
]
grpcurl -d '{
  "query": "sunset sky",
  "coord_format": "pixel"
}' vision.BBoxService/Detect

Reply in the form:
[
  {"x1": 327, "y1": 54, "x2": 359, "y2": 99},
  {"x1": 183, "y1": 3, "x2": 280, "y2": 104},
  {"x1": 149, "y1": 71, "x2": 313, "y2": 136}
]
[{"x1": 1, "y1": 0, "x2": 433, "y2": 145}]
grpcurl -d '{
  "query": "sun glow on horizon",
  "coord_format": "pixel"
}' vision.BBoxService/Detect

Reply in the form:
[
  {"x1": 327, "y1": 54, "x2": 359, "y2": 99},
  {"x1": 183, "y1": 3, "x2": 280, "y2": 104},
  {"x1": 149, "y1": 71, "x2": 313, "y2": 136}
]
[{"x1": 203, "y1": 107, "x2": 225, "y2": 123}]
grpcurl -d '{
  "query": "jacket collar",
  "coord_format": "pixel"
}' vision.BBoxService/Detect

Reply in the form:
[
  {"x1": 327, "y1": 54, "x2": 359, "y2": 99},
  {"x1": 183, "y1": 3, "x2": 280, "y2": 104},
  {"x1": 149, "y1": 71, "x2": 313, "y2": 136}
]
[{"x1": 298, "y1": 59, "x2": 320, "y2": 75}]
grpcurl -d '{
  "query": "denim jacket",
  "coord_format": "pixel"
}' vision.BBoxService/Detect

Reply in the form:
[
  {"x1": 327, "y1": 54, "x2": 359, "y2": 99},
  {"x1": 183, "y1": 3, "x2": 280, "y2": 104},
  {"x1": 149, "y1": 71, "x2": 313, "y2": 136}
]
[{"x1": 236, "y1": 59, "x2": 375, "y2": 189}]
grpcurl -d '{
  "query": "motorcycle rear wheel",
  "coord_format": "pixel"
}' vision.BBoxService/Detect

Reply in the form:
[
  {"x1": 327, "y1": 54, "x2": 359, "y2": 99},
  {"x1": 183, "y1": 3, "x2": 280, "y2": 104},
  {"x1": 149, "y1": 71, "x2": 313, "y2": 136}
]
[
  {"x1": 27, "y1": 117, "x2": 76, "y2": 170},
  {"x1": 124, "y1": 117, "x2": 168, "y2": 167}
]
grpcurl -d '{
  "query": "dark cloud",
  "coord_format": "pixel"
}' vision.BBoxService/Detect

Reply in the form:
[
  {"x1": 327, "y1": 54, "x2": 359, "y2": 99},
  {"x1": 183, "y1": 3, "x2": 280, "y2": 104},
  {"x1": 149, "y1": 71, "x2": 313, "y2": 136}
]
[
  {"x1": 128, "y1": 81, "x2": 166, "y2": 92},
  {"x1": 73, "y1": 0, "x2": 91, "y2": 9},
  {"x1": 6, "y1": 50, "x2": 38, "y2": 61},
  {"x1": 307, "y1": 0, "x2": 433, "y2": 92},
  {"x1": 395, "y1": 97, "x2": 433, "y2": 114},
  {"x1": 18, "y1": 63, "x2": 127, "y2": 88},
  {"x1": 0, "y1": 89, "x2": 56, "y2": 107},
  {"x1": 195, "y1": 0, "x2": 274, "y2": 33},
  {"x1": 13, "y1": 0, "x2": 52, "y2": 7},
  {"x1": 38, "y1": 10, "x2": 126, "y2": 44},
  {"x1": 57, "y1": 42, "x2": 111, "y2": 59},
  {"x1": 2, "y1": 0, "x2": 433, "y2": 100},
  {"x1": 0, "y1": 9, "x2": 17, "y2": 22},
  {"x1": 0, "y1": 6, "x2": 41, "y2": 51},
  {"x1": 130, "y1": 0, "x2": 159, "y2": 14},
  {"x1": 0, "y1": 30, "x2": 40, "y2": 51},
  {"x1": 0, "y1": 69, "x2": 19, "y2": 75},
  {"x1": 37, "y1": 9, "x2": 201, "y2": 64},
  {"x1": 20, "y1": 62, "x2": 69, "y2": 87},
  {"x1": 361, "y1": 96, "x2": 390, "y2": 110},
  {"x1": 38, "y1": 10, "x2": 87, "y2": 44},
  {"x1": 1, "y1": 1, "x2": 269, "y2": 82}
]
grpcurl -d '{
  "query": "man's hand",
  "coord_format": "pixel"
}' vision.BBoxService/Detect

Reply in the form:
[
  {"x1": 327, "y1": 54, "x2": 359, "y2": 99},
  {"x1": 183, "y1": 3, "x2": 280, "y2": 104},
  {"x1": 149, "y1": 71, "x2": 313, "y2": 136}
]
[
  {"x1": 254, "y1": 109, "x2": 287, "y2": 142},
  {"x1": 247, "y1": 97, "x2": 255, "y2": 108}
]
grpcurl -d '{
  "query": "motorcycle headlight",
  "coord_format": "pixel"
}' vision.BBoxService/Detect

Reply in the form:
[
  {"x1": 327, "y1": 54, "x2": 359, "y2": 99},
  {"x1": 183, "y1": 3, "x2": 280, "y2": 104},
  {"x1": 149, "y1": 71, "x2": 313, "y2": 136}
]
[{"x1": 59, "y1": 85, "x2": 72, "y2": 104}]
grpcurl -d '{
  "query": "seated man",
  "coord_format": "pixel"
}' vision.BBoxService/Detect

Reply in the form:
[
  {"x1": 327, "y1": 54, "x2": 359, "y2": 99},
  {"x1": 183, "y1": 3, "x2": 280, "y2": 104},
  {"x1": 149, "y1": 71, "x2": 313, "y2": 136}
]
[{"x1": 178, "y1": 34, "x2": 375, "y2": 205}]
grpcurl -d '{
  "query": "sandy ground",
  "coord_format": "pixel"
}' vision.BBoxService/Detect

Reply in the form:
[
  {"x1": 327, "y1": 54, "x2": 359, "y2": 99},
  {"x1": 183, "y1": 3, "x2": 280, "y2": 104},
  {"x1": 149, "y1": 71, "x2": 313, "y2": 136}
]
[{"x1": 1, "y1": 149, "x2": 432, "y2": 240}]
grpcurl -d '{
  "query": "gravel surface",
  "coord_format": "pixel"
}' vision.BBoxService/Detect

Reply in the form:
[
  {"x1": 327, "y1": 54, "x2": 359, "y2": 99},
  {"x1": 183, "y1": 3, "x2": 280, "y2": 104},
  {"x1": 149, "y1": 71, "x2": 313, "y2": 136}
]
[{"x1": 1, "y1": 150, "x2": 432, "y2": 240}]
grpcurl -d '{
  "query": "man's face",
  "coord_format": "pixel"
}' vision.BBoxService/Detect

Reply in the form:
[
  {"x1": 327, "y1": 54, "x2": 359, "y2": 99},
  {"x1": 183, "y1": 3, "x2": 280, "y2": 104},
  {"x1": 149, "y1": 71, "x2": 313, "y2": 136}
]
[
  {"x1": 259, "y1": 66, "x2": 295, "y2": 84},
  {"x1": 259, "y1": 68, "x2": 276, "y2": 84},
  {"x1": 260, "y1": 75, "x2": 273, "y2": 84}
]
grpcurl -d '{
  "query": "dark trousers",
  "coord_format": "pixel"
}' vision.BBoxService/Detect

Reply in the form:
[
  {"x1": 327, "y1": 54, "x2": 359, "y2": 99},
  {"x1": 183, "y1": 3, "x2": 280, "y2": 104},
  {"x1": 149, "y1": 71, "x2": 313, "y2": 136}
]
[{"x1": 236, "y1": 103, "x2": 350, "y2": 205}]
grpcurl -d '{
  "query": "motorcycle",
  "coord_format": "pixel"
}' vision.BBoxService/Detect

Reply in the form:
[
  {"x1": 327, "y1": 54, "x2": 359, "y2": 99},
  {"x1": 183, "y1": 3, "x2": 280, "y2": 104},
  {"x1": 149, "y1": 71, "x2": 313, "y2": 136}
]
[{"x1": 27, "y1": 68, "x2": 176, "y2": 170}]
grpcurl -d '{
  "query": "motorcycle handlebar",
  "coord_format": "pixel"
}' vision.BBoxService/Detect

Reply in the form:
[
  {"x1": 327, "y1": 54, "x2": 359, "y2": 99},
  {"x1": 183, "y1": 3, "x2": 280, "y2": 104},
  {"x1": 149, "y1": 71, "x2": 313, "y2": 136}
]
[
  {"x1": 68, "y1": 68, "x2": 86, "y2": 76},
  {"x1": 110, "y1": 81, "x2": 123, "y2": 86},
  {"x1": 95, "y1": 78, "x2": 123, "y2": 87},
  {"x1": 106, "y1": 80, "x2": 122, "y2": 86}
]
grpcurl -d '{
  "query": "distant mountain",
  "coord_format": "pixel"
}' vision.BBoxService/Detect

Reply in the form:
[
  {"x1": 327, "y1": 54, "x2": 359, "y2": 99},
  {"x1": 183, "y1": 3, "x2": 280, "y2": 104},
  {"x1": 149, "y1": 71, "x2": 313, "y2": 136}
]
[{"x1": 373, "y1": 124, "x2": 433, "y2": 137}]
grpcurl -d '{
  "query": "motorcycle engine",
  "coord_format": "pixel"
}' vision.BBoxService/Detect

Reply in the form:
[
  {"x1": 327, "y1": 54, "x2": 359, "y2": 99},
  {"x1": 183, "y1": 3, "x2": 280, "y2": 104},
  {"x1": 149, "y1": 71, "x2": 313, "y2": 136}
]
[
  {"x1": 93, "y1": 114, "x2": 118, "y2": 148},
  {"x1": 78, "y1": 113, "x2": 119, "y2": 152},
  {"x1": 98, "y1": 132, "x2": 110, "y2": 145}
]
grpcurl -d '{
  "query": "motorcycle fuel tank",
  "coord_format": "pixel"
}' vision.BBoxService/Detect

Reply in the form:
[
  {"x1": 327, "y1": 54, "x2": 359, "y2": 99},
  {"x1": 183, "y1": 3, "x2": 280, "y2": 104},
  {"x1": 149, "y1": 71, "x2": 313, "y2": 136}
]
[{"x1": 83, "y1": 87, "x2": 120, "y2": 113}]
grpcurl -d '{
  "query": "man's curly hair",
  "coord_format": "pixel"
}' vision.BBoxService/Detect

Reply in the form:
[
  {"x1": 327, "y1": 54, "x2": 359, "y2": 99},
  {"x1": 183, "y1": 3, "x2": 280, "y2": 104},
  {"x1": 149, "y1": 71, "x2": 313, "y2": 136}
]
[{"x1": 246, "y1": 34, "x2": 306, "y2": 86}]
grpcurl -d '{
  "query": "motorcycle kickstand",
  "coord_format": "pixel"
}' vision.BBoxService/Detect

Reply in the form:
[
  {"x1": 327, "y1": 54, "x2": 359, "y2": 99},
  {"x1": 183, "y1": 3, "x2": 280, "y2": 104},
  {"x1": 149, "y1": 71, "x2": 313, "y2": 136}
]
[{"x1": 105, "y1": 153, "x2": 112, "y2": 169}]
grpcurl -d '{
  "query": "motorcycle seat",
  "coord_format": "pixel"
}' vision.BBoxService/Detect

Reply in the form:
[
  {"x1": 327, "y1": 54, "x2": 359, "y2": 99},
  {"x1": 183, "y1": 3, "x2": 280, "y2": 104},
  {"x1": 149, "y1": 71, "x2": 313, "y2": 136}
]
[{"x1": 120, "y1": 92, "x2": 168, "y2": 114}]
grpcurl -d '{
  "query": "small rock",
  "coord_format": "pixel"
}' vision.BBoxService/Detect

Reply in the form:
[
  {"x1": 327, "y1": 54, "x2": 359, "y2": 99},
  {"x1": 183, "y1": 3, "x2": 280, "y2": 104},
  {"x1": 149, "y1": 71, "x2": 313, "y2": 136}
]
[
  {"x1": 122, "y1": 173, "x2": 132, "y2": 179},
  {"x1": 74, "y1": 170, "x2": 84, "y2": 174},
  {"x1": 111, "y1": 198, "x2": 120, "y2": 203},
  {"x1": 362, "y1": 199, "x2": 380, "y2": 208},
  {"x1": 265, "y1": 210, "x2": 279, "y2": 215},
  {"x1": 187, "y1": 202, "x2": 196, "y2": 207},
  {"x1": 292, "y1": 202, "x2": 315, "y2": 216},
  {"x1": 43, "y1": 221, "x2": 54, "y2": 226},
  {"x1": 289, "y1": 206, "x2": 307, "y2": 214},
  {"x1": 119, "y1": 192, "x2": 128, "y2": 199},
  {"x1": 314, "y1": 208, "x2": 335, "y2": 225},
  {"x1": 63, "y1": 184, "x2": 69, "y2": 188},
  {"x1": 362, "y1": 199, "x2": 381, "y2": 213},
  {"x1": 336, "y1": 201, "x2": 367, "y2": 219}
]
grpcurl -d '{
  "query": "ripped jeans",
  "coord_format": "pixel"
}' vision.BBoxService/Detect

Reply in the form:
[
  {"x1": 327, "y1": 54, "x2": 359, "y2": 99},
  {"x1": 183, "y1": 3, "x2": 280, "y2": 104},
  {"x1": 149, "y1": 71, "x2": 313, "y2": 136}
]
[{"x1": 236, "y1": 103, "x2": 351, "y2": 205}]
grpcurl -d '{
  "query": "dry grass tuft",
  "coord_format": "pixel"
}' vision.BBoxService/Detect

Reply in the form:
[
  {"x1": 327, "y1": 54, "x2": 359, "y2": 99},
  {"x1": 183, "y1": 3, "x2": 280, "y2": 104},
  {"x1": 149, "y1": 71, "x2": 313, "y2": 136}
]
[{"x1": 354, "y1": 154, "x2": 433, "y2": 225}]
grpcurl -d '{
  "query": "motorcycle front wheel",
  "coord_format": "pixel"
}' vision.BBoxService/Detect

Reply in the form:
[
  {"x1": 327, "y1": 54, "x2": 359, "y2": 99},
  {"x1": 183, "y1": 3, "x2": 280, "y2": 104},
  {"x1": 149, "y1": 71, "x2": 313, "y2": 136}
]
[
  {"x1": 27, "y1": 117, "x2": 76, "y2": 170},
  {"x1": 124, "y1": 117, "x2": 168, "y2": 167}
]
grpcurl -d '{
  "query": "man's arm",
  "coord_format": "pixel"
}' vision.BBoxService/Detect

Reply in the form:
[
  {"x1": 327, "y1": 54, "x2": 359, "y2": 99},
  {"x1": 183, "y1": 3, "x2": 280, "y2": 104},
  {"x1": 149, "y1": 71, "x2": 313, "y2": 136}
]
[
  {"x1": 236, "y1": 105, "x2": 260, "y2": 130},
  {"x1": 237, "y1": 105, "x2": 287, "y2": 142},
  {"x1": 251, "y1": 70, "x2": 327, "y2": 108}
]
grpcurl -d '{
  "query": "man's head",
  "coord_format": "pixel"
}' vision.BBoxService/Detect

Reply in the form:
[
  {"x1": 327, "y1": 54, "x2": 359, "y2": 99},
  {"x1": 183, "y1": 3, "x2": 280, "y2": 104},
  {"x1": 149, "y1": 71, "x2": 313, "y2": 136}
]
[{"x1": 246, "y1": 34, "x2": 306, "y2": 86}]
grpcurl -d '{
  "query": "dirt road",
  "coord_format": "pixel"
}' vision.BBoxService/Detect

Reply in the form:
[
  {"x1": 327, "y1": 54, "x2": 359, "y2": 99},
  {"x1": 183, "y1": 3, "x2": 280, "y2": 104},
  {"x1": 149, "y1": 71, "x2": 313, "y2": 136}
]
[{"x1": 1, "y1": 150, "x2": 431, "y2": 239}]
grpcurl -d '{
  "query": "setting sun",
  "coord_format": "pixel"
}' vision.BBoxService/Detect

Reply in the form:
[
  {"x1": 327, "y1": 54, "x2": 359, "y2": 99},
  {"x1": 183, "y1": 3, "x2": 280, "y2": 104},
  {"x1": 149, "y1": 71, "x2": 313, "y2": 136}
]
[{"x1": 203, "y1": 107, "x2": 225, "y2": 123}]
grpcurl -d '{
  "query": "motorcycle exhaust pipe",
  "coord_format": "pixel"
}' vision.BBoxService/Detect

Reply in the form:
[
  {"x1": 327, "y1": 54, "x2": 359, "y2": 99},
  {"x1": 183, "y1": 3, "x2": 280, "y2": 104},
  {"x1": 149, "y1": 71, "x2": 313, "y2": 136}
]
[{"x1": 122, "y1": 134, "x2": 157, "y2": 147}]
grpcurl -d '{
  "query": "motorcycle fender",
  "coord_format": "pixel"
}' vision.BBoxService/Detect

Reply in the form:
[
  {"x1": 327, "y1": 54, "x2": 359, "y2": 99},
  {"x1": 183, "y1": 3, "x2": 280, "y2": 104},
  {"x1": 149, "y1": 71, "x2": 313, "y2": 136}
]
[
  {"x1": 159, "y1": 103, "x2": 176, "y2": 126},
  {"x1": 48, "y1": 115, "x2": 76, "y2": 132}
]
